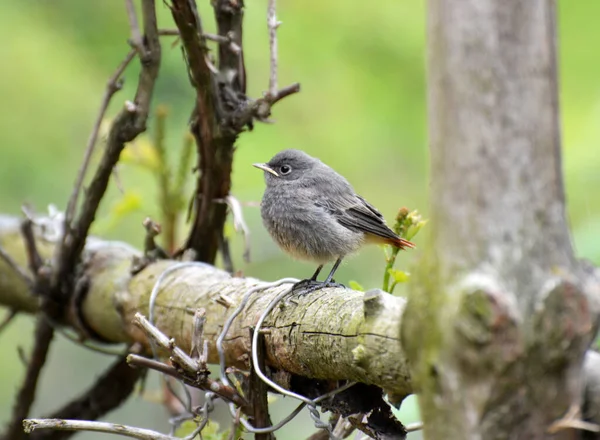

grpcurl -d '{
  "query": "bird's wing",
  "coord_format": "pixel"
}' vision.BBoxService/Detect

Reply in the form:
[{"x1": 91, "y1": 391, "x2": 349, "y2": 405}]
[{"x1": 316, "y1": 194, "x2": 399, "y2": 242}]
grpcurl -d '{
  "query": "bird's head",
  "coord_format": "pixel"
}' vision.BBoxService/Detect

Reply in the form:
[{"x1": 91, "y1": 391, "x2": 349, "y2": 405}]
[{"x1": 253, "y1": 149, "x2": 321, "y2": 187}]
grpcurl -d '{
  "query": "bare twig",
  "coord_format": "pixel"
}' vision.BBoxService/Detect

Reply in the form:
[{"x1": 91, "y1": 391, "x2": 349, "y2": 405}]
[
  {"x1": 224, "y1": 195, "x2": 251, "y2": 263},
  {"x1": 127, "y1": 352, "x2": 249, "y2": 411},
  {"x1": 0, "y1": 245, "x2": 33, "y2": 287},
  {"x1": 20, "y1": 216, "x2": 43, "y2": 276},
  {"x1": 547, "y1": 404, "x2": 600, "y2": 434},
  {"x1": 406, "y1": 422, "x2": 424, "y2": 433},
  {"x1": 158, "y1": 29, "x2": 180, "y2": 36},
  {"x1": 248, "y1": 328, "x2": 275, "y2": 440},
  {"x1": 17, "y1": 346, "x2": 29, "y2": 367},
  {"x1": 54, "y1": 0, "x2": 161, "y2": 302},
  {"x1": 2, "y1": 318, "x2": 54, "y2": 440},
  {"x1": 0, "y1": 309, "x2": 18, "y2": 335},
  {"x1": 64, "y1": 49, "x2": 136, "y2": 229},
  {"x1": 23, "y1": 419, "x2": 174, "y2": 440},
  {"x1": 26, "y1": 354, "x2": 143, "y2": 440},
  {"x1": 125, "y1": 0, "x2": 144, "y2": 54},
  {"x1": 266, "y1": 0, "x2": 279, "y2": 98}
]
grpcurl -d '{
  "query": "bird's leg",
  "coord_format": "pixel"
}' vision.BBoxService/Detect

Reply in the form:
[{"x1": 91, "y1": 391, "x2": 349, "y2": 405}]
[
  {"x1": 292, "y1": 259, "x2": 345, "y2": 295},
  {"x1": 292, "y1": 264, "x2": 324, "y2": 291},
  {"x1": 323, "y1": 258, "x2": 343, "y2": 285},
  {"x1": 310, "y1": 265, "x2": 324, "y2": 281}
]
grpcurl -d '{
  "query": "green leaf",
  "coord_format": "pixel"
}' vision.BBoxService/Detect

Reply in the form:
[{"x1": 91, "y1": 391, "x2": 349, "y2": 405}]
[
  {"x1": 349, "y1": 280, "x2": 365, "y2": 291},
  {"x1": 174, "y1": 420, "x2": 200, "y2": 437},
  {"x1": 387, "y1": 269, "x2": 410, "y2": 284},
  {"x1": 202, "y1": 421, "x2": 222, "y2": 440}
]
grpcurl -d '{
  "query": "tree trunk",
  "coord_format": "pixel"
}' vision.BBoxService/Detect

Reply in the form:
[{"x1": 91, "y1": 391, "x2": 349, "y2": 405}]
[{"x1": 403, "y1": 0, "x2": 600, "y2": 439}]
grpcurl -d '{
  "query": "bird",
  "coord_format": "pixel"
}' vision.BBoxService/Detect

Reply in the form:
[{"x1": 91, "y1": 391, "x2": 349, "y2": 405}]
[{"x1": 253, "y1": 149, "x2": 415, "y2": 291}]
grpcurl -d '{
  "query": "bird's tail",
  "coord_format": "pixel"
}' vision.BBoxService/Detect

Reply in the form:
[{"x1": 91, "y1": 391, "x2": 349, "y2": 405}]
[{"x1": 388, "y1": 236, "x2": 416, "y2": 250}]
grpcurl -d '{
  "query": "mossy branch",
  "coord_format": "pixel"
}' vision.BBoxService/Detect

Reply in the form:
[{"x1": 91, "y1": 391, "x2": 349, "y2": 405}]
[{"x1": 0, "y1": 215, "x2": 412, "y2": 397}]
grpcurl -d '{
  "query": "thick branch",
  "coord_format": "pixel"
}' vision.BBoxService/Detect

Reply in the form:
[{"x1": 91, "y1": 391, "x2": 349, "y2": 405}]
[
  {"x1": 0, "y1": 216, "x2": 411, "y2": 397},
  {"x1": 2, "y1": 215, "x2": 600, "y2": 435},
  {"x1": 170, "y1": 0, "x2": 236, "y2": 264}
]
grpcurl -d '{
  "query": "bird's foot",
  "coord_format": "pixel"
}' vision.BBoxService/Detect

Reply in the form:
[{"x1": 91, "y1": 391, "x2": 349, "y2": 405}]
[{"x1": 291, "y1": 279, "x2": 346, "y2": 296}]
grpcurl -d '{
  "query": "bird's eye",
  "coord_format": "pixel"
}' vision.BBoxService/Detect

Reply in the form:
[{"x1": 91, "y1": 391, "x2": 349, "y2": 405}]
[{"x1": 280, "y1": 165, "x2": 292, "y2": 175}]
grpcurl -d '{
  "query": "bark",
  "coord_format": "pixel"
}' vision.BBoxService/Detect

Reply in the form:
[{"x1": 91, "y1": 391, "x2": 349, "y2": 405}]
[
  {"x1": 403, "y1": 0, "x2": 600, "y2": 439},
  {"x1": 0, "y1": 215, "x2": 412, "y2": 398}
]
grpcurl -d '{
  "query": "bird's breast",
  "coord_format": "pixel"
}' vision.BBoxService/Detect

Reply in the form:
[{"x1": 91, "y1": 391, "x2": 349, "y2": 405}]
[{"x1": 260, "y1": 188, "x2": 364, "y2": 263}]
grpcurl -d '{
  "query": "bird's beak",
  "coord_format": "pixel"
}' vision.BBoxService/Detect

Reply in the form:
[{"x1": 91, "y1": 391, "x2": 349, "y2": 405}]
[{"x1": 252, "y1": 163, "x2": 279, "y2": 177}]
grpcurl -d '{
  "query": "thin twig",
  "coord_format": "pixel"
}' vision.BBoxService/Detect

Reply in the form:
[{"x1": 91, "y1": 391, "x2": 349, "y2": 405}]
[
  {"x1": 23, "y1": 419, "x2": 175, "y2": 440},
  {"x1": 125, "y1": 0, "x2": 145, "y2": 54},
  {"x1": 0, "y1": 309, "x2": 18, "y2": 335},
  {"x1": 248, "y1": 328, "x2": 274, "y2": 440},
  {"x1": 158, "y1": 29, "x2": 180, "y2": 36},
  {"x1": 26, "y1": 354, "x2": 143, "y2": 440},
  {"x1": 406, "y1": 422, "x2": 424, "y2": 433},
  {"x1": 547, "y1": 404, "x2": 600, "y2": 434},
  {"x1": 266, "y1": 0, "x2": 279, "y2": 98},
  {"x1": 0, "y1": 245, "x2": 33, "y2": 287},
  {"x1": 3, "y1": 318, "x2": 54, "y2": 440},
  {"x1": 127, "y1": 353, "x2": 249, "y2": 410},
  {"x1": 54, "y1": 0, "x2": 161, "y2": 299},
  {"x1": 20, "y1": 216, "x2": 43, "y2": 276},
  {"x1": 224, "y1": 195, "x2": 251, "y2": 263},
  {"x1": 63, "y1": 49, "x2": 136, "y2": 231}
]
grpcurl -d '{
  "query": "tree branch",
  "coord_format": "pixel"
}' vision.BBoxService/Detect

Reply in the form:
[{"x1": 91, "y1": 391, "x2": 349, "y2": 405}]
[
  {"x1": 2, "y1": 317, "x2": 54, "y2": 440},
  {"x1": 53, "y1": 0, "x2": 161, "y2": 308},
  {"x1": 1, "y1": 216, "x2": 600, "y2": 435},
  {"x1": 170, "y1": 0, "x2": 299, "y2": 264},
  {"x1": 248, "y1": 330, "x2": 275, "y2": 440},
  {"x1": 63, "y1": 49, "x2": 136, "y2": 230},
  {"x1": 170, "y1": 0, "x2": 235, "y2": 264},
  {"x1": 0, "y1": 217, "x2": 412, "y2": 397},
  {"x1": 27, "y1": 354, "x2": 143, "y2": 440},
  {"x1": 23, "y1": 419, "x2": 174, "y2": 440}
]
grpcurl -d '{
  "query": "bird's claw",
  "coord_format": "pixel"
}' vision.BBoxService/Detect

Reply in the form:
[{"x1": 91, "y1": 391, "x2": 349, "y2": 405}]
[{"x1": 291, "y1": 279, "x2": 346, "y2": 296}]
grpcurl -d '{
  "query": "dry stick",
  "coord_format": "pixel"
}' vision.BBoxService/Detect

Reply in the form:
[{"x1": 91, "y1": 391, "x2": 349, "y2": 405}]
[
  {"x1": 219, "y1": 195, "x2": 251, "y2": 263},
  {"x1": 128, "y1": 354, "x2": 248, "y2": 411},
  {"x1": 125, "y1": 0, "x2": 144, "y2": 54},
  {"x1": 406, "y1": 422, "x2": 424, "y2": 433},
  {"x1": 63, "y1": 49, "x2": 136, "y2": 229},
  {"x1": 0, "y1": 309, "x2": 18, "y2": 334},
  {"x1": 128, "y1": 312, "x2": 250, "y2": 412},
  {"x1": 23, "y1": 419, "x2": 175, "y2": 440},
  {"x1": 2, "y1": 318, "x2": 55, "y2": 440},
  {"x1": 266, "y1": 0, "x2": 279, "y2": 98},
  {"x1": 27, "y1": 354, "x2": 143, "y2": 440},
  {"x1": 248, "y1": 329, "x2": 274, "y2": 440},
  {"x1": 54, "y1": 0, "x2": 160, "y2": 293},
  {"x1": 20, "y1": 217, "x2": 43, "y2": 276}
]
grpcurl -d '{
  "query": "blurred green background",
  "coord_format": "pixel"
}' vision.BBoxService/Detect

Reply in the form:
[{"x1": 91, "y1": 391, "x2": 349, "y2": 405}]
[{"x1": 0, "y1": 1, "x2": 598, "y2": 439}]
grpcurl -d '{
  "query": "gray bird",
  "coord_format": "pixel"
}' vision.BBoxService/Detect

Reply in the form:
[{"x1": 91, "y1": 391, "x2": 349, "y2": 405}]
[{"x1": 253, "y1": 149, "x2": 415, "y2": 290}]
